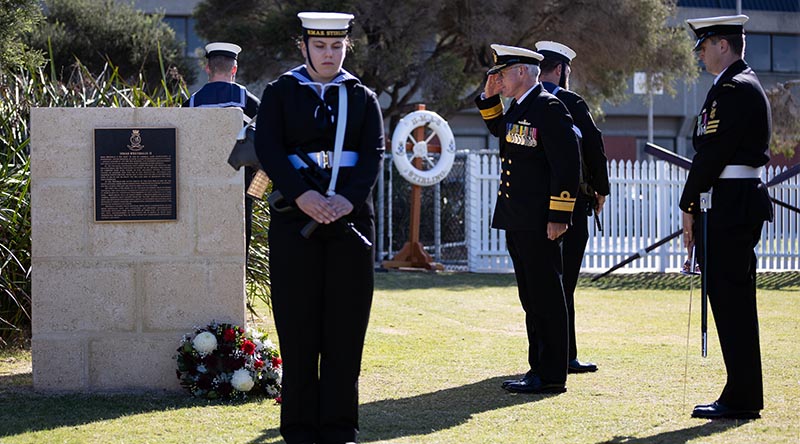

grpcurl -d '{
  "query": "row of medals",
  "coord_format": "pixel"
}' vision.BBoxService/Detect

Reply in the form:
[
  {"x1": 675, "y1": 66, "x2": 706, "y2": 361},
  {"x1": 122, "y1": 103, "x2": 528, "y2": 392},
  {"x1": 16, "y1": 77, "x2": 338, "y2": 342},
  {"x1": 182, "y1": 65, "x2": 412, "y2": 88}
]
[{"x1": 505, "y1": 124, "x2": 537, "y2": 147}]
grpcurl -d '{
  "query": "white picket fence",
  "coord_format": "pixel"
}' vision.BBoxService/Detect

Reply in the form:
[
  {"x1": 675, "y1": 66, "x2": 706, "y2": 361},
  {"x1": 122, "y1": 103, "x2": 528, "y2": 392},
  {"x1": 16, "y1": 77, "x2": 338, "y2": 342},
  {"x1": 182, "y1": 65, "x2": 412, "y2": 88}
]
[{"x1": 466, "y1": 153, "x2": 800, "y2": 273}]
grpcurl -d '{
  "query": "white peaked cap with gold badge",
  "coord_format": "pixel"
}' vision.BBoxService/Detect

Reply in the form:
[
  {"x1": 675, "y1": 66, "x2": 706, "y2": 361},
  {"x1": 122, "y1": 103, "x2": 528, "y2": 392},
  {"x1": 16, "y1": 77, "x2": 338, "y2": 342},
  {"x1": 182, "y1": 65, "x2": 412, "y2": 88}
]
[
  {"x1": 487, "y1": 44, "x2": 543, "y2": 75},
  {"x1": 204, "y1": 42, "x2": 242, "y2": 59},
  {"x1": 686, "y1": 14, "x2": 749, "y2": 50},
  {"x1": 297, "y1": 12, "x2": 355, "y2": 37},
  {"x1": 535, "y1": 41, "x2": 577, "y2": 64}
]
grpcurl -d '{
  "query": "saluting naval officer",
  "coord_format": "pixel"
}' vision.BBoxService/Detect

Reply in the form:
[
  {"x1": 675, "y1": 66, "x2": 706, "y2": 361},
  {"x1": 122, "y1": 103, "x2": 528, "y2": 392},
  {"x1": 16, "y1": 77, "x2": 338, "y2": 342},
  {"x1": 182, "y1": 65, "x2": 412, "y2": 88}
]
[
  {"x1": 254, "y1": 12, "x2": 384, "y2": 444},
  {"x1": 184, "y1": 42, "x2": 261, "y2": 255},
  {"x1": 681, "y1": 14, "x2": 773, "y2": 420},
  {"x1": 476, "y1": 44, "x2": 580, "y2": 394},
  {"x1": 535, "y1": 40, "x2": 610, "y2": 374}
]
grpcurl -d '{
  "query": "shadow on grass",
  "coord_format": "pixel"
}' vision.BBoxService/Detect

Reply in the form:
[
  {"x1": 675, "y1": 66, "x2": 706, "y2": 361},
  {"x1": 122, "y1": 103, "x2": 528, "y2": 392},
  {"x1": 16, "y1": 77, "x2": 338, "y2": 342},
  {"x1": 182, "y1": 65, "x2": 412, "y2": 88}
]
[
  {"x1": 599, "y1": 420, "x2": 747, "y2": 444},
  {"x1": 374, "y1": 270, "x2": 517, "y2": 292},
  {"x1": 0, "y1": 375, "x2": 209, "y2": 438},
  {"x1": 373, "y1": 271, "x2": 800, "y2": 293},
  {"x1": 248, "y1": 375, "x2": 557, "y2": 444}
]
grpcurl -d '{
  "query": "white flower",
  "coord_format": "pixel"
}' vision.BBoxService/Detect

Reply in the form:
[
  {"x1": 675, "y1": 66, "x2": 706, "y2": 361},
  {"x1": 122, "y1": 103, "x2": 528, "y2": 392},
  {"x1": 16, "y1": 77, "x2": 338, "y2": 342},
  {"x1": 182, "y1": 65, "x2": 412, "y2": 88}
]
[
  {"x1": 192, "y1": 331, "x2": 218, "y2": 355},
  {"x1": 231, "y1": 369, "x2": 255, "y2": 392},
  {"x1": 196, "y1": 365, "x2": 207, "y2": 374},
  {"x1": 265, "y1": 385, "x2": 278, "y2": 397},
  {"x1": 262, "y1": 338, "x2": 276, "y2": 351}
]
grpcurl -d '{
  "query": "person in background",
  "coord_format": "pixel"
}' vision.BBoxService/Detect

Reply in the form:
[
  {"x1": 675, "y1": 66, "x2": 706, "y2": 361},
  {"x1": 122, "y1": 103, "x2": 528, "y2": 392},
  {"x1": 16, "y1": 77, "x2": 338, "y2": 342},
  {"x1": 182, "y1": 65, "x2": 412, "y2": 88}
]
[
  {"x1": 476, "y1": 44, "x2": 580, "y2": 394},
  {"x1": 254, "y1": 12, "x2": 384, "y2": 444},
  {"x1": 536, "y1": 40, "x2": 610, "y2": 374},
  {"x1": 184, "y1": 42, "x2": 260, "y2": 255},
  {"x1": 681, "y1": 14, "x2": 772, "y2": 420}
]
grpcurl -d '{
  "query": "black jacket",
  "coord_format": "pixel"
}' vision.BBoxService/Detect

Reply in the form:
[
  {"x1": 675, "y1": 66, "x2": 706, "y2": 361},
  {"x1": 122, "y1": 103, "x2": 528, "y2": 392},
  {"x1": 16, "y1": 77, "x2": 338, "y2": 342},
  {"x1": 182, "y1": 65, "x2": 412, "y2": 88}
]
[
  {"x1": 476, "y1": 84, "x2": 580, "y2": 229},
  {"x1": 679, "y1": 60, "x2": 772, "y2": 224},
  {"x1": 254, "y1": 66, "x2": 385, "y2": 219},
  {"x1": 542, "y1": 81, "x2": 610, "y2": 198}
]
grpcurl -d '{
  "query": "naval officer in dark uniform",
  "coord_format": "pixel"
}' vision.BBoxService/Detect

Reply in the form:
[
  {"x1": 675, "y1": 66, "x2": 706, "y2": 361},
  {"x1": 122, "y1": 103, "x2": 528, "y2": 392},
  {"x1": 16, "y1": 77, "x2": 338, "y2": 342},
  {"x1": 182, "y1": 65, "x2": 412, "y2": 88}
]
[
  {"x1": 476, "y1": 44, "x2": 580, "y2": 394},
  {"x1": 184, "y1": 42, "x2": 261, "y2": 254},
  {"x1": 681, "y1": 14, "x2": 773, "y2": 420},
  {"x1": 254, "y1": 12, "x2": 384, "y2": 444},
  {"x1": 536, "y1": 40, "x2": 610, "y2": 374}
]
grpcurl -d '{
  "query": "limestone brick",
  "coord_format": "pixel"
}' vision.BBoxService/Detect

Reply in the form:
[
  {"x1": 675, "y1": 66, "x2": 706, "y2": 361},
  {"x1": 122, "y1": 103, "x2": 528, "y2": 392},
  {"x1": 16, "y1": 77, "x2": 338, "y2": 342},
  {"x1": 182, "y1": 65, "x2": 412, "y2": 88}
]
[{"x1": 32, "y1": 336, "x2": 87, "y2": 391}]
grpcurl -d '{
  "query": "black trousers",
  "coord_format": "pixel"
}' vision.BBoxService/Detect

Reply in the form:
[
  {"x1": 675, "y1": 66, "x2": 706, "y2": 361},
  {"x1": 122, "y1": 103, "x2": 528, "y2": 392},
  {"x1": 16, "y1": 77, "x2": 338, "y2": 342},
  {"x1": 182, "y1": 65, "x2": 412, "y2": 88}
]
[
  {"x1": 697, "y1": 213, "x2": 764, "y2": 410},
  {"x1": 561, "y1": 195, "x2": 591, "y2": 361},
  {"x1": 269, "y1": 213, "x2": 374, "y2": 444},
  {"x1": 506, "y1": 230, "x2": 569, "y2": 384}
]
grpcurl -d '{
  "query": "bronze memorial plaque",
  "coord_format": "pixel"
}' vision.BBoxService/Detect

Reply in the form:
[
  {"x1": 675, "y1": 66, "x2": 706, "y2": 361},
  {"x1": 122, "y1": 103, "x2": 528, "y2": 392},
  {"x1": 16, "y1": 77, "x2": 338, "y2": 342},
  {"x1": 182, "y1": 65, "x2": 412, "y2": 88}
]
[{"x1": 94, "y1": 128, "x2": 177, "y2": 222}]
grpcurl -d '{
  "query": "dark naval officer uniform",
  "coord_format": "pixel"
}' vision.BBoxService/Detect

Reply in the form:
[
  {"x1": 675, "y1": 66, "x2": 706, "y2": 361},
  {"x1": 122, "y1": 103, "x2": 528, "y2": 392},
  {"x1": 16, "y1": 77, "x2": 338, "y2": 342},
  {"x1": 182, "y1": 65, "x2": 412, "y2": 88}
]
[
  {"x1": 680, "y1": 57, "x2": 772, "y2": 413},
  {"x1": 255, "y1": 64, "x2": 384, "y2": 443},
  {"x1": 541, "y1": 80, "x2": 610, "y2": 366},
  {"x1": 476, "y1": 83, "x2": 580, "y2": 387}
]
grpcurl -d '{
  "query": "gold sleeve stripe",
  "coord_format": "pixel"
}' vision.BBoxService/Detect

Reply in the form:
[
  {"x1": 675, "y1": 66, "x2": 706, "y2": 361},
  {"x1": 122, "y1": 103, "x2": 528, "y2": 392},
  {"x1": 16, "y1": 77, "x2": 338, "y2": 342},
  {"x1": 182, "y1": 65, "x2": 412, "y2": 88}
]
[
  {"x1": 551, "y1": 196, "x2": 576, "y2": 203},
  {"x1": 708, "y1": 120, "x2": 720, "y2": 124},
  {"x1": 479, "y1": 103, "x2": 504, "y2": 120},
  {"x1": 705, "y1": 129, "x2": 717, "y2": 134},
  {"x1": 550, "y1": 200, "x2": 576, "y2": 212}
]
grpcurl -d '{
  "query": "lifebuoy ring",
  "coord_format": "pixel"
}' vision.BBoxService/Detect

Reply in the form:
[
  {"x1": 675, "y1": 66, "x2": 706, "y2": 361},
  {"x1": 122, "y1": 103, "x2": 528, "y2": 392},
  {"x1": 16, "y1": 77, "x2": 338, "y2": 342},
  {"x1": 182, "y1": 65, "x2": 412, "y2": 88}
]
[{"x1": 391, "y1": 110, "x2": 456, "y2": 187}]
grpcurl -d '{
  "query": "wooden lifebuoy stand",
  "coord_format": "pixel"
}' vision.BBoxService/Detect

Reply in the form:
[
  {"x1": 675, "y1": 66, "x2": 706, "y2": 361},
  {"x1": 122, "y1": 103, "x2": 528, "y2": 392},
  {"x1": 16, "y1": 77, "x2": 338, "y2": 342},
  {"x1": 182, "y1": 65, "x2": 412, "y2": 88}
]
[{"x1": 382, "y1": 104, "x2": 444, "y2": 271}]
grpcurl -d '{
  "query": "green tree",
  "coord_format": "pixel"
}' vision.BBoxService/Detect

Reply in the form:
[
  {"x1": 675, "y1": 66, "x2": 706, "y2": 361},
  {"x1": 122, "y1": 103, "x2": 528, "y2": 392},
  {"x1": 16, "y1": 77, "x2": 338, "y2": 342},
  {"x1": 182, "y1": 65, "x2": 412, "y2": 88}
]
[
  {"x1": 25, "y1": 0, "x2": 197, "y2": 87},
  {"x1": 0, "y1": 0, "x2": 43, "y2": 71},
  {"x1": 766, "y1": 80, "x2": 800, "y2": 158},
  {"x1": 193, "y1": 0, "x2": 696, "y2": 123}
]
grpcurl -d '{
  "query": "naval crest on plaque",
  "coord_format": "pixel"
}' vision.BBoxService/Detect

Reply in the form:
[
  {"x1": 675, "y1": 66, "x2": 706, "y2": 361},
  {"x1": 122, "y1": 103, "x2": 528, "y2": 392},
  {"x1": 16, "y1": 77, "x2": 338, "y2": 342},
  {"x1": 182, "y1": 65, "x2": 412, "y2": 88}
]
[{"x1": 127, "y1": 129, "x2": 145, "y2": 151}]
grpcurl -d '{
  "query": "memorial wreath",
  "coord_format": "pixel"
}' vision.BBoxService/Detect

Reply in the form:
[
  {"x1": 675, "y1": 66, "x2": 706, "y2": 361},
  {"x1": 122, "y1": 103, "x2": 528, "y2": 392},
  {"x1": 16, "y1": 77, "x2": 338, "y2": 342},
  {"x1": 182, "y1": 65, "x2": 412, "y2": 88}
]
[{"x1": 175, "y1": 321, "x2": 282, "y2": 401}]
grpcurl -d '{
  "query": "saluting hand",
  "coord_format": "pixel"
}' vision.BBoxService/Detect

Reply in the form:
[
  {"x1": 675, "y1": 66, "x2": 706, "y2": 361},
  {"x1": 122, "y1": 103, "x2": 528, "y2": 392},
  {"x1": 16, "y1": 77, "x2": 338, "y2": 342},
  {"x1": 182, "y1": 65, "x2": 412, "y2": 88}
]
[
  {"x1": 484, "y1": 73, "x2": 502, "y2": 98},
  {"x1": 547, "y1": 222, "x2": 568, "y2": 240},
  {"x1": 296, "y1": 190, "x2": 337, "y2": 224}
]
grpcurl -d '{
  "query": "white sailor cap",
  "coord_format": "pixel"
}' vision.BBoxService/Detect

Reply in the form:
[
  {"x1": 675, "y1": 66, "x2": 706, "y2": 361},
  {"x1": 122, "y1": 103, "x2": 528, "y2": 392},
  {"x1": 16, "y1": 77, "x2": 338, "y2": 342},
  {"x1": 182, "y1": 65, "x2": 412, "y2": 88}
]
[
  {"x1": 487, "y1": 44, "x2": 543, "y2": 75},
  {"x1": 535, "y1": 41, "x2": 576, "y2": 64},
  {"x1": 297, "y1": 12, "x2": 354, "y2": 38},
  {"x1": 686, "y1": 14, "x2": 749, "y2": 50},
  {"x1": 204, "y1": 42, "x2": 242, "y2": 59}
]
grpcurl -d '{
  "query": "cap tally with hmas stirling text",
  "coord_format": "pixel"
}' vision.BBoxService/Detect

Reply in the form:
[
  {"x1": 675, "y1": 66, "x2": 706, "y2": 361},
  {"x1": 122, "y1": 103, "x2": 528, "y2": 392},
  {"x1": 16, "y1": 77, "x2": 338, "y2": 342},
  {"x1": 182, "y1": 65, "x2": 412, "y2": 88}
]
[
  {"x1": 686, "y1": 14, "x2": 749, "y2": 50},
  {"x1": 297, "y1": 12, "x2": 354, "y2": 38},
  {"x1": 204, "y1": 42, "x2": 242, "y2": 59},
  {"x1": 487, "y1": 44, "x2": 543, "y2": 75}
]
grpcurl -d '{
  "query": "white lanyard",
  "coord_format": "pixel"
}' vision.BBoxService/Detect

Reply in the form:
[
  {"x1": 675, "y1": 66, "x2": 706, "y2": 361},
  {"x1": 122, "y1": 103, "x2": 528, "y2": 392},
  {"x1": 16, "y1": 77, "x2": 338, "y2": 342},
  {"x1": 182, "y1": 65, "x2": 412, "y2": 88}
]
[{"x1": 326, "y1": 84, "x2": 348, "y2": 196}]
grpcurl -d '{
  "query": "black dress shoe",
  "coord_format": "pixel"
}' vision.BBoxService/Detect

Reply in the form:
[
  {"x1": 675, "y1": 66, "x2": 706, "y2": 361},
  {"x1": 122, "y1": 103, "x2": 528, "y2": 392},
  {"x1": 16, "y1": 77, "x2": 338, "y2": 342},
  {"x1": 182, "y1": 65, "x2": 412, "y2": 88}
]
[
  {"x1": 691, "y1": 401, "x2": 761, "y2": 419},
  {"x1": 501, "y1": 370, "x2": 535, "y2": 388},
  {"x1": 568, "y1": 359, "x2": 598, "y2": 374},
  {"x1": 504, "y1": 374, "x2": 566, "y2": 394}
]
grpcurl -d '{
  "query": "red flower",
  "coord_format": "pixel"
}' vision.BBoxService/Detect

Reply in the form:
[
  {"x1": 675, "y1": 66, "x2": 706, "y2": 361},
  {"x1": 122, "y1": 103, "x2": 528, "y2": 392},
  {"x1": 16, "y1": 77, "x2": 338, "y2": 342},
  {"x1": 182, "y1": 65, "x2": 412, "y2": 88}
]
[
  {"x1": 275, "y1": 396, "x2": 282, "y2": 404},
  {"x1": 254, "y1": 359, "x2": 265, "y2": 369},
  {"x1": 223, "y1": 328, "x2": 236, "y2": 342},
  {"x1": 272, "y1": 357, "x2": 282, "y2": 367},
  {"x1": 241, "y1": 340, "x2": 256, "y2": 355}
]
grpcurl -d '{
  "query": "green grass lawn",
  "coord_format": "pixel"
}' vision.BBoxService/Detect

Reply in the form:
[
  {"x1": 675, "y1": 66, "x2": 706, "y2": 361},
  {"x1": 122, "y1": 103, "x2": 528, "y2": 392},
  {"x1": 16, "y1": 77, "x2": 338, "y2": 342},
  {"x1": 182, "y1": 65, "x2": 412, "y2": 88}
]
[{"x1": 1, "y1": 272, "x2": 799, "y2": 444}]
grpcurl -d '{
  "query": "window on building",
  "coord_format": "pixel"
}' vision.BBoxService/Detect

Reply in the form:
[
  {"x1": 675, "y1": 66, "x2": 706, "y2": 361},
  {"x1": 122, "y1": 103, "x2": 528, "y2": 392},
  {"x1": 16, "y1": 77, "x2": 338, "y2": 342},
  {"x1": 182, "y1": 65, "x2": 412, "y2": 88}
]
[
  {"x1": 746, "y1": 33, "x2": 771, "y2": 71},
  {"x1": 164, "y1": 16, "x2": 205, "y2": 58},
  {"x1": 773, "y1": 34, "x2": 800, "y2": 72}
]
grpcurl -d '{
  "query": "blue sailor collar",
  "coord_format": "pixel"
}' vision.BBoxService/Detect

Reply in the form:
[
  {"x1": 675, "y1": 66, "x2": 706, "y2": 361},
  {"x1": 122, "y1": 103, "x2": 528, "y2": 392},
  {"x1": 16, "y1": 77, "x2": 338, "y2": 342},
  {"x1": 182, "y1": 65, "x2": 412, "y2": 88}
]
[
  {"x1": 284, "y1": 65, "x2": 359, "y2": 99},
  {"x1": 541, "y1": 81, "x2": 561, "y2": 96}
]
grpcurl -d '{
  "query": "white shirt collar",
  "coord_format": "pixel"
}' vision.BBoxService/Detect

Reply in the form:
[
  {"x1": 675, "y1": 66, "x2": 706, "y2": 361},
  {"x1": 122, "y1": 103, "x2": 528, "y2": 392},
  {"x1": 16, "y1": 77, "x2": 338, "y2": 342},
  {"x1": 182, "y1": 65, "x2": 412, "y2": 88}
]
[
  {"x1": 517, "y1": 83, "x2": 539, "y2": 104},
  {"x1": 714, "y1": 65, "x2": 731, "y2": 85}
]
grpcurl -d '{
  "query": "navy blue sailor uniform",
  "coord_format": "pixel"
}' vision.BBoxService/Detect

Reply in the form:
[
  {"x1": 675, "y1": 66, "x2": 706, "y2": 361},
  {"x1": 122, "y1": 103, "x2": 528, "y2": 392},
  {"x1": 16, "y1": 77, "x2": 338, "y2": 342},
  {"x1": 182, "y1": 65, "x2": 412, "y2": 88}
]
[
  {"x1": 476, "y1": 85, "x2": 580, "y2": 384},
  {"x1": 254, "y1": 66, "x2": 384, "y2": 443},
  {"x1": 542, "y1": 81, "x2": 610, "y2": 363},
  {"x1": 183, "y1": 81, "x2": 260, "y2": 254},
  {"x1": 680, "y1": 59, "x2": 773, "y2": 411}
]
